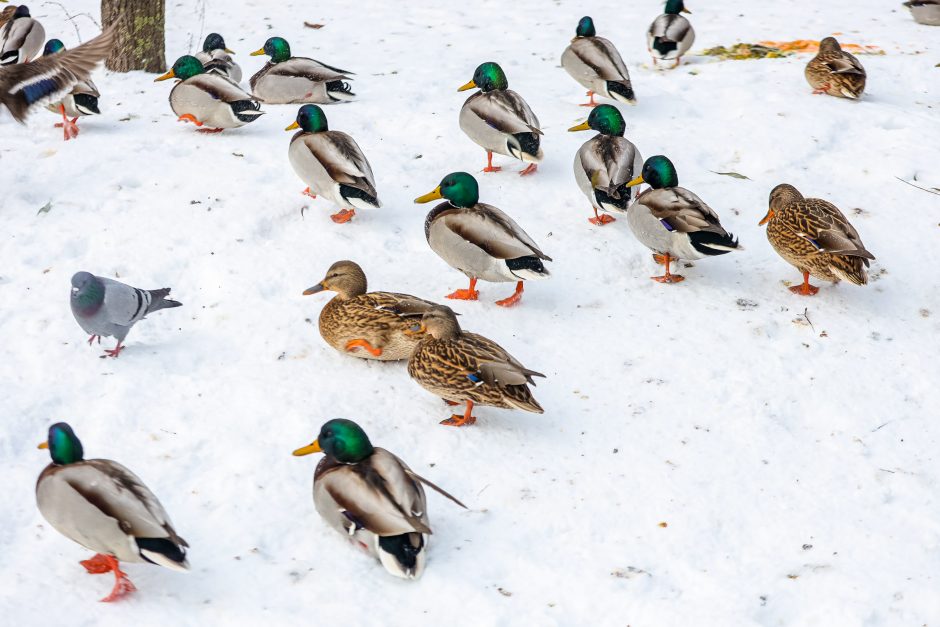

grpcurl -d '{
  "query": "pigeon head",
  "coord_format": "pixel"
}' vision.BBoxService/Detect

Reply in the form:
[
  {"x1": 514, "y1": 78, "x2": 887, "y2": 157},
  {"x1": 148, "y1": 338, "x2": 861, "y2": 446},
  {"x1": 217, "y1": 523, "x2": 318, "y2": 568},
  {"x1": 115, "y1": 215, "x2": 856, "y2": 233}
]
[
  {"x1": 39, "y1": 422, "x2": 84, "y2": 465},
  {"x1": 71, "y1": 272, "x2": 104, "y2": 314},
  {"x1": 302, "y1": 260, "x2": 367, "y2": 299},
  {"x1": 292, "y1": 419, "x2": 374, "y2": 464}
]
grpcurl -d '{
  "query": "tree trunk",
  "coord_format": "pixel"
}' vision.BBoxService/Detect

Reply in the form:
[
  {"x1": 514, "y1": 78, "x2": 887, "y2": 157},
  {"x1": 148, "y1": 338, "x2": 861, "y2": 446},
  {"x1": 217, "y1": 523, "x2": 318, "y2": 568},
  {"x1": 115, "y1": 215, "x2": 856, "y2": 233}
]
[{"x1": 101, "y1": 0, "x2": 166, "y2": 73}]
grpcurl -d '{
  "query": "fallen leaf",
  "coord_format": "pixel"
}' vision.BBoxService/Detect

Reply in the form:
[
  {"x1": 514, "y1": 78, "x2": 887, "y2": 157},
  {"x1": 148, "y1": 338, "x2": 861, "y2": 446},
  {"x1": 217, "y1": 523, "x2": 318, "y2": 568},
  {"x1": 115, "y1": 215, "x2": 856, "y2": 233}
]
[
  {"x1": 497, "y1": 587, "x2": 512, "y2": 597},
  {"x1": 37, "y1": 200, "x2": 53, "y2": 215},
  {"x1": 711, "y1": 170, "x2": 750, "y2": 180},
  {"x1": 658, "y1": 522, "x2": 668, "y2": 528},
  {"x1": 304, "y1": 21, "x2": 325, "y2": 29}
]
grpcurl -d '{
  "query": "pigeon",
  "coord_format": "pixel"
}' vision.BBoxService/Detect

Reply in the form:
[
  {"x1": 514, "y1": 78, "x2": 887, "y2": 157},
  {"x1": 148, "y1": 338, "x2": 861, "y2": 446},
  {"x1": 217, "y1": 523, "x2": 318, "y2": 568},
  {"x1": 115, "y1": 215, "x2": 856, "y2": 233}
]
[
  {"x1": 0, "y1": 4, "x2": 45, "y2": 65},
  {"x1": 0, "y1": 25, "x2": 113, "y2": 123},
  {"x1": 70, "y1": 271, "x2": 182, "y2": 358}
]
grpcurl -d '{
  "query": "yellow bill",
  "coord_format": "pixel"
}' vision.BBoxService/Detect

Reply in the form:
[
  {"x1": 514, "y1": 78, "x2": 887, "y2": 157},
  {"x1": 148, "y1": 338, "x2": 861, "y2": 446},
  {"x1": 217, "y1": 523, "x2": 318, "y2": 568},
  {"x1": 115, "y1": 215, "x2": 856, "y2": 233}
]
[
  {"x1": 457, "y1": 79, "x2": 477, "y2": 92},
  {"x1": 250, "y1": 48, "x2": 266, "y2": 56},
  {"x1": 414, "y1": 186, "x2": 443, "y2": 204},
  {"x1": 292, "y1": 440, "x2": 322, "y2": 456},
  {"x1": 567, "y1": 121, "x2": 591, "y2": 132},
  {"x1": 224, "y1": 47, "x2": 235, "y2": 54},
  {"x1": 285, "y1": 121, "x2": 300, "y2": 131},
  {"x1": 154, "y1": 69, "x2": 176, "y2": 82},
  {"x1": 626, "y1": 175, "x2": 645, "y2": 188},
  {"x1": 37, "y1": 442, "x2": 48, "y2": 449}
]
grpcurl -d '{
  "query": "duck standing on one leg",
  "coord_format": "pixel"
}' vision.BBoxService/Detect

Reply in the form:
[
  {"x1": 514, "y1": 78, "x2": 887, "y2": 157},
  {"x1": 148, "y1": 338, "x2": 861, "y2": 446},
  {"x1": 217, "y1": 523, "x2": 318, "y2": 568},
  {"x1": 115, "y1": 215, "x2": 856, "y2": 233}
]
[
  {"x1": 561, "y1": 16, "x2": 636, "y2": 107},
  {"x1": 568, "y1": 104, "x2": 643, "y2": 226},
  {"x1": 458, "y1": 62, "x2": 543, "y2": 176},
  {"x1": 647, "y1": 0, "x2": 695, "y2": 68},
  {"x1": 41, "y1": 39, "x2": 100, "y2": 140},
  {"x1": 760, "y1": 184, "x2": 874, "y2": 296},
  {"x1": 625, "y1": 155, "x2": 740, "y2": 283},
  {"x1": 414, "y1": 172, "x2": 551, "y2": 307}
]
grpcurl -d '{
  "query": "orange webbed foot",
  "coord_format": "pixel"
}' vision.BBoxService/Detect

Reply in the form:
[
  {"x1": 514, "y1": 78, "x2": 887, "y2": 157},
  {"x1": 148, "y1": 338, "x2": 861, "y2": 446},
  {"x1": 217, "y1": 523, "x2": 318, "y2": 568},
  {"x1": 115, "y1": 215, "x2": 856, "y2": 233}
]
[
  {"x1": 196, "y1": 127, "x2": 225, "y2": 134},
  {"x1": 345, "y1": 339, "x2": 382, "y2": 357},
  {"x1": 652, "y1": 274, "x2": 685, "y2": 284},
  {"x1": 482, "y1": 165, "x2": 502, "y2": 173},
  {"x1": 446, "y1": 288, "x2": 479, "y2": 301},
  {"x1": 789, "y1": 284, "x2": 819, "y2": 296},
  {"x1": 519, "y1": 164, "x2": 538, "y2": 176},
  {"x1": 177, "y1": 113, "x2": 203, "y2": 126},
  {"x1": 80, "y1": 553, "x2": 113, "y2": 574},
  {"x1": 589, "y1": 214, "x2": 616, "y2": 226},
  {"x1": 440, "y1": 414, "x2": 476, "y2": 427},
  {"x1": 302, "y1": 187, "x2": 317, "y2": 199},
  {"x1": 100, "y1": 572, "x2": 137, "y2": 603},
  {"x1": 331, "y1": 209, "x2": 356, "y2": 224}
]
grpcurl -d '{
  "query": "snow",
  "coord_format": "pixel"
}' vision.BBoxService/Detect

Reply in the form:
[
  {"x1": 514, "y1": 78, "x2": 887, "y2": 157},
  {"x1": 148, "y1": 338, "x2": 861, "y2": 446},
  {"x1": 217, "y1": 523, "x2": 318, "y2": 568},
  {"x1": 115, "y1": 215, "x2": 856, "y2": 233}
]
[{"x1": 1, "y1": 0, "x2": 939, "y2": 624}]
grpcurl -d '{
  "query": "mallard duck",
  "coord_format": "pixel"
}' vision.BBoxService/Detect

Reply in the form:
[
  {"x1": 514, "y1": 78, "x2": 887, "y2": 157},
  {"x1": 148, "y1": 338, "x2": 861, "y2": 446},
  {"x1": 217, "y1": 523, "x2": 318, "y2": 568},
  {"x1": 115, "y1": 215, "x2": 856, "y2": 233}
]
[
  {"x1": 293, "y1": 419, "x2": 465, "y2": 579},
  {"x1": 561, "y1": 16, "x2": 636, "y2": 107},
  {"x1": 904, "y1": 1, "x2": 940, "y2": 25},
  {"x1": 760, "y1": 184, "x2": 874, "y2": 295},
  {"x1": 249, "y1": 36, "x2": 354, "y2": 104},
  {"x1": 0, "y1": 4, "x2": 44, "y2": 65},
  {"x1": 155, "y1": 55, "x2": 263, "y2": 132},
  {"x1": 0, "y1": 26, "x2": 112, "y2": 123},
  {"x1": 414, "y1": 172, "x2": 551, "y2": 307},
  {"x1": 0, "y1": 6, "x2": 17, "y2": 32},
  {"x1": 302, "y1": 260, "x2": 438, "y2": 360},
  {"x1": 194, "y1": 32, "x2": 241, "y2": 83},
  {"x1": 36, "y1": 423, "x2": 189, "y2": 602},
  {"x1": 458, "y1": 62, "x2": 543, "y2": 175},
  {"x1": 407, "y1": 306, "x2": 545, "y2": 426},
  {"x1": 41, "y1": 39, "x2": 100, "y2": 140},
  {"x1": 286, "y1": 104, "x2": 380, "y2": 223},
  {"x1": 647, "y1": 0, "x2": 695, "y2": 68},
  {"x1": 625, "y1": 155, "x2": 741, "y2": 283},
  {"x1": 805, "y1": 37, "x2": 866, "y2": 99},
  {"x1": 568, "y1": 104, "x2": 643, "y2": 226}
]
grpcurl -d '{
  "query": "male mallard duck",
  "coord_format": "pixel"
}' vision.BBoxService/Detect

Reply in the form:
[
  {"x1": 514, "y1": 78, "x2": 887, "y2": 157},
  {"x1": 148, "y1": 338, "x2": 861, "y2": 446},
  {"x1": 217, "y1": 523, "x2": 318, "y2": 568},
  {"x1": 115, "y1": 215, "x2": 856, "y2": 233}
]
[
  {"x1": 70, "y1": 271, "x2": 181, "y2": 358},
  {"x1": 805, "y1": 37, "x2": 866, "y2": 99},
  {"x1": 561, "y1": 16, "x2": 636, "y2": 107},
  {"x1": 625, "y1": 155, "x2": 740, "y2": 283},
  {"x1": 194, "y1": 32, "x2": 241, "y2": 83},
  {"x1": 458, "y1": 62, "x2": 543, "y2": 175},
  {"x1": 904, "y1": 1, "x2": 940, "y2": 25},
  {"x1": 302, "y1": 260, "x2": 438, "y2": 360},
  {"x1": 647, "y1": 0, "x2": 694, "y2": 68},
  {"x1": 0, "y1": 26, "x2": 111, "y2": 123},
  {"x1": 568, "y1": 104, "x2": 643, "y2": 226},
  {"x1": 293, "y1": 419, "x2": 465, "y2": 579},
  {"x1": 155, "y1": 55, "x2": 263, "y2": 132},
  {"x1": 407, "y1": 306, "x2": 545, "y2": 426},
  {"x1": 36, "y1": 423, "x2": 189, "y2": 602},
  {"x1": 42, "y1": 39, "x2": 100, "y2": 140},
  {"x1": 414, "y1": 172, "x2": 551, "y2": 307},
  {"x1": 760, "y1": 184, "x2": 874, "y2": 295},
  {"x1": 0, "y1": 4, "x2": 44, "y2": 65},
  {"x1": 249, "y1": 36, "x2": 354, "y2": 104},
  {"x1": 286, "y1": 104, "x2": 380, "y2": 223}
]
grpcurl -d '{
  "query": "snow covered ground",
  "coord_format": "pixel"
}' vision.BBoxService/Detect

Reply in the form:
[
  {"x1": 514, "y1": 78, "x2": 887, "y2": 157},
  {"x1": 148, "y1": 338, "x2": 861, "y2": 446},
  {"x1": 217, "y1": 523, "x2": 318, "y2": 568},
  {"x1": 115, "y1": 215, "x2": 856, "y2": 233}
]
[{"x1": 1, "y1": 0, "x2": 939, "y2": 624}]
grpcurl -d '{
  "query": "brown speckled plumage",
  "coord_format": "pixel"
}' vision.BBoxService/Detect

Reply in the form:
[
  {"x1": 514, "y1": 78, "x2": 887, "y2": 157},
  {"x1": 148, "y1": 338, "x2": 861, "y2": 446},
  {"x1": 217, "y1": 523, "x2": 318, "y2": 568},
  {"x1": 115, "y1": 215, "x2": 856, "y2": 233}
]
[
  {"x1": 763, "y1": 184, "x2": 874, "y2": 287},
  {"x1": 407, "y1": 307, "x2": 544, "y2": 413},
  {"x1": 805, "y1": 37, "x2": 866, "y2": 99}
]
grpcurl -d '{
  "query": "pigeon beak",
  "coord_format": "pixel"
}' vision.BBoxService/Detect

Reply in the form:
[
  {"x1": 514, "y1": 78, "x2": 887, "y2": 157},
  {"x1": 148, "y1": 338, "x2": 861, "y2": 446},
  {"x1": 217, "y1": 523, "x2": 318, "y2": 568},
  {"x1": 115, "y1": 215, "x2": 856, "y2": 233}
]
[
  {"x1": 250, "y1": 48, "x2": 266, "y2": 56},
  {"x1": 154, "y1": 69, "x2": 176, "y2": 82},
  {"x1": 303, "y1": 282, "x2": 327, "y2": 295},
  {"x1": 758, "y1": 208, "x2": 774, "y2": 226},
  {"x1": 626, "y1": 175, "x2": 645, "y2": 188},
  {"x1": 414, "y1": 186, "x2": 443, "y2": 204},
  {"x1": 457, "y1": 79, "x2": 477, "y2": 92},
  {"x1": 285, "y1": 121, "x2": 300, "y2": 131},
  {"x1": 568, "y1": 121, "x2": 591, "y2": 132},
  {"x1": 292, "y1": 440, "x2": 321, "y2": 456},
  {"x1": 37, "y1": 442, "x2": 49, "y2": 449}
]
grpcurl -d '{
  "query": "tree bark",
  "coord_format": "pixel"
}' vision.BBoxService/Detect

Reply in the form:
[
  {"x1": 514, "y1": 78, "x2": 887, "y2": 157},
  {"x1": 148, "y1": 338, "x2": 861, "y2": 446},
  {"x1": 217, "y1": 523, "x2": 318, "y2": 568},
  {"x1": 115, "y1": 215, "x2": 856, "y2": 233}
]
[{"x1": 101, "y1": 0, "x2": 166, "y2": 73}]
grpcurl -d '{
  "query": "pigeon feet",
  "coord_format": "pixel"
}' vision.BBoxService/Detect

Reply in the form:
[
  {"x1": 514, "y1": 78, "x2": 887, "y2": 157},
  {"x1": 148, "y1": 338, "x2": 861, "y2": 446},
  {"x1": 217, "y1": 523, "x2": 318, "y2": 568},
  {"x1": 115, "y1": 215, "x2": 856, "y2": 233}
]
[
  {"x1": 102, "y1": 342, "x2": 125, "y2": 359},
  {"x1": 86, "y1": 335, "x2": 101, "y2": 346}
]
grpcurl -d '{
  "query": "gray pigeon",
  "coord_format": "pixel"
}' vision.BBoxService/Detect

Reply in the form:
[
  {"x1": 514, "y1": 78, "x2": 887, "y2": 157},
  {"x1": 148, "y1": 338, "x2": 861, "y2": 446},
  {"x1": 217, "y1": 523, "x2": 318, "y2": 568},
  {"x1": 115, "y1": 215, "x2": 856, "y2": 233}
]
[{"x1": 70, "y1": 271, "x2": 182, "y2": 358}]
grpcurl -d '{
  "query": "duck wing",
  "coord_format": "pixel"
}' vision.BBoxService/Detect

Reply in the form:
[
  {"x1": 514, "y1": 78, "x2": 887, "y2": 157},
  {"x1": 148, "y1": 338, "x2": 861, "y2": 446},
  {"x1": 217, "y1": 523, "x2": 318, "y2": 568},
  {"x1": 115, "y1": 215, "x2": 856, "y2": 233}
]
[{"x1": 437, "y1": 203, "x2": 551, "y2": 261}]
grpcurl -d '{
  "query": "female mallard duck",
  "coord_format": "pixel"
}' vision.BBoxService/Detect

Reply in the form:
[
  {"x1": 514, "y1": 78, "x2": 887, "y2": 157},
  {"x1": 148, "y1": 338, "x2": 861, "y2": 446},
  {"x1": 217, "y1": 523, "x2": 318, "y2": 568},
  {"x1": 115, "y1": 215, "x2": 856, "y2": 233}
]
[
  {"x1": 36, "y1": 423, "x2": 189, "y2": 602},
  {"x1": 805, "y1": 37, "x2": 866, "y2": 99},
  {"x1": 414, "y1": 172, "x2": 551, "y2": 307},
  {"x1": 561, "y1": 16, "x2": 636, "y2": 107},
  {"x1": 0, "y1": 26, "x2": 112, "y2": 124},
  {"x1": 194, "y1": 32, "x2": 241, "y2": 83},
  {"x1": 42, "y1": 39, "x2": 100, "y2": 140},
  {"x1": 647, "y1": 0, "x2": 694, "y2": 68},
  {"x1": 760, "y1": 184, "x2": 874, "y2": 295},
  {"x1": 249, "y1": 36, "x2": 354, "y2": 104},
  {"x1": 625, "y1": 155, "x2": 741, "y2": 283},
  {"x1": 286, "y1": 104, "x2": 380, "y2": 224},
  {"x1": 155, "y1": 55, "x2": 263, "y2": 132},
  {"x1": 407, "y1": 306, "x2": 545, "y2": 426},
  {"x1": 458, "y1": 62, "x2": 543, "y2": 175},
  {"x1": 293, "y1": 419, "x2": 465, "y2": 579},
  {"x1": 302, "y1": 260, "x2": 438, "y2": 360},
  {"x1": 904, "y1": 1, "x2": 940, "y2": 25},
  {"x1": 568, "y1": 104, "x2": 643, "y2": 226},
  {"x1": 0, "y1": 4, "x2": 44, "y2": 65}
]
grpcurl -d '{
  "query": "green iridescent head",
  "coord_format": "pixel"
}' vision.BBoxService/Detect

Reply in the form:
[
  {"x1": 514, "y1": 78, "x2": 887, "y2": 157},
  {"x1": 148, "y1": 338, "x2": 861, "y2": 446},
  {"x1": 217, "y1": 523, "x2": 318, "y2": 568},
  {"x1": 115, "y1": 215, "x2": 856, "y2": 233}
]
[
  {"x1": 576, "y1": 16, "x2": 596, "y2": 37},
  {"x1": 664, "y1": 0, "x2": 690, "y2": 15},
  {"x1": 588, "y1": 105, "x2": 625, "y2": 136},
  {"x1": 293, "y1": 419, "x2": 375, "y2": 464},
  {"x1": 202, "y1": 33, "x2": 230, "y2": 53},
  {"x1": 71, "y1": 271, "x2": 104, "y2": 315},
  {"x1": 639, "y1": 155, "x2": 679, "y2": 189},
  {"x1": 288, "y1": 104, "x2": 329, "y2": 133},
  {"x1": 252, "y1": 37, "x2": 291, "y2": 63},
  {"x1": 41, "y1": 423, "x2": 84, "y2": 465},
  {"x1": 415, "y1": 172, "x2": 479, "y2": 208},
  {"x1": 155, "y1": 55, "x2": 205, "y2": 82},
  {"x1": 43, "y1": 39, "x2": 66, "y2": 56},
  {"x1": 460, "y1": 62, "x2": 508, "y2": 93}
]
